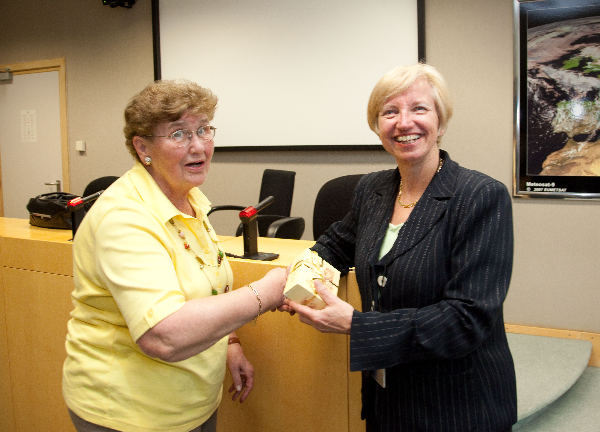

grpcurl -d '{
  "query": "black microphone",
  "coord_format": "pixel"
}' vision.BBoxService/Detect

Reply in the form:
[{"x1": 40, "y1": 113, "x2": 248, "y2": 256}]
[
  {"x1": 237, "y1": 195, "x2": 278, "y2": 261},
  {"x1": 68, "y1": 190, "x2": 105, "y2": 239},
  {"x1": 254, "y1": 195, "x2": 274, "y2": 212},
  {"x1": 67, "y1": 190, "x2": 104, "y2": 212},
  {"x1": 238, "y1": 195, "x2": 274, "y2": 220}
]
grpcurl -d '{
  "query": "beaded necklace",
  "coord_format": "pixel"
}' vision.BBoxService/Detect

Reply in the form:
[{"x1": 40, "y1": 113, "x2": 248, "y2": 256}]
[{"x1": 168, "y1": 218, "x2": 229, "y2": 295}]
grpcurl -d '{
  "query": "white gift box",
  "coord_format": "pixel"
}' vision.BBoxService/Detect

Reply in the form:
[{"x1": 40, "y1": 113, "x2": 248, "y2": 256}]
[{"x1": 284, "y1": 249, "x2": 340, "y2": 309}]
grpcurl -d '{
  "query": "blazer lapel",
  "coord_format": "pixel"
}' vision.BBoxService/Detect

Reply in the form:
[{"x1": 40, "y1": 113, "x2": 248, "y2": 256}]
[{"x1": 363, "y1": 170, "x2": 400, "y2": 265}]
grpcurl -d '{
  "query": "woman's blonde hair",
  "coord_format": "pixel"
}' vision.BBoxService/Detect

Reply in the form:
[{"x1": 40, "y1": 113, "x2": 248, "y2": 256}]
[
  {"x1": 367, "y1": 63, "x2": 453, "y2": 139},
  {"x1": 123, "y1": 80, "x2": 218, "y2": 158}
]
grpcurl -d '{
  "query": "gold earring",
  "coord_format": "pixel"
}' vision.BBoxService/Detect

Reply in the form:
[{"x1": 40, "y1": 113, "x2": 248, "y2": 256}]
[{"x1": 144, "y1": 156, "x2": 152, "y2": 166}]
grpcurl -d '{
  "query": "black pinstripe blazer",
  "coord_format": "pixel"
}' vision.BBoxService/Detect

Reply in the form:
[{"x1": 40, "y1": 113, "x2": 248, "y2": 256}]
[{"x1": 313, "y1": 151, "x2": 517, "y2": 431}]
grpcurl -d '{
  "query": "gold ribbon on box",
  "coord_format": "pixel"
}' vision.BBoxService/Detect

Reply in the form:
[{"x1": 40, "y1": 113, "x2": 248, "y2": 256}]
[
  {"x1": 291, "y1": 250, "x2": 338, "y2": 289},
  {"x1": 284, "y1": 249, "x2": 340, "y2": 309}
]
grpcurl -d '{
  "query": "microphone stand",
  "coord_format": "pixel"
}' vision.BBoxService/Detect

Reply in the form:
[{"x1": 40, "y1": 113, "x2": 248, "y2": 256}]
[{"x1": 238, "y1": 196, "x2": 279, "y2": 261}]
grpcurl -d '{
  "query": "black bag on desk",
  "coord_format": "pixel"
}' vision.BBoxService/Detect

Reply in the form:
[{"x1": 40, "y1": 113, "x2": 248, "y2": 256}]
[{"x1": 26, "y1": 192, "x2": 79, "y2": 229}]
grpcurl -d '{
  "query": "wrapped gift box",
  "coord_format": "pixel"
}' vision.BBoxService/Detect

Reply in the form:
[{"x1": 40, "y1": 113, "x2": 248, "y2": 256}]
[{"x1": 284, "y1": 248, "x2": 340, "y2": 309}]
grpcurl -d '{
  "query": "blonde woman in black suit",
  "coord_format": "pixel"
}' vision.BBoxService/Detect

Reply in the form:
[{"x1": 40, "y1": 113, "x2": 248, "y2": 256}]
[{"x1": 284, "y1": 64, "x2": 517, "y2": 431}]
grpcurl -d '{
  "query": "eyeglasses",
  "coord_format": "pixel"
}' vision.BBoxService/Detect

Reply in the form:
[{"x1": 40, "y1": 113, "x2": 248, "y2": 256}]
[{"x1": 143, "y1": 126, "x2": 217, "y2": 147}]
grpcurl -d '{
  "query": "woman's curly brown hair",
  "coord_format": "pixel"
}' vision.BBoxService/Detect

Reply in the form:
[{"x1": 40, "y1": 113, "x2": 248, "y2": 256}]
[{"x1": 123, "y1": 80, "x2": 218, "y2": 158}]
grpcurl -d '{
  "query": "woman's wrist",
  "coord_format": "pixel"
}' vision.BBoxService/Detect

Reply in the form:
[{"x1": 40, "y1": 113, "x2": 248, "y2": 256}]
[{"x1": 248, "y1": 283, "x2": 263, "y2": 322}]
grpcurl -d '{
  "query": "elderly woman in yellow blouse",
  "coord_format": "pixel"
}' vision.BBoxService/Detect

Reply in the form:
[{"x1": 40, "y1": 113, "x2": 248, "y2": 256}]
[{"x1": 62, "y1": 80, "x2": 287, "y2": 432}]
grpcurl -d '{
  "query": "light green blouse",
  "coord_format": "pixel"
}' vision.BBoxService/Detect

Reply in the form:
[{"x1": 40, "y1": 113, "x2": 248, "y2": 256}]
[{"x1": 378, "y1": 222, "x2": 404, "y2": 259}]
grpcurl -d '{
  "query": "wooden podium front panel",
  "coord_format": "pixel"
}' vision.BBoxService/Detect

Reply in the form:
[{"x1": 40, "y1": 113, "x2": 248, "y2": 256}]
[
  {"x1": 0, "y1": 270, "x2": 17, "y2": 431},
  {"x1": 2, "y1": 267, "x2": 75, "y2": 432},
  {"x1": 217, "y1": 258, "x2": 349, "y2": 432},
  {"x1": 0, "y1": 218, "x2": 72, "y2": 275},
  {"x1": 0, "y1": 218, "x2": 74, "y2": 432}
]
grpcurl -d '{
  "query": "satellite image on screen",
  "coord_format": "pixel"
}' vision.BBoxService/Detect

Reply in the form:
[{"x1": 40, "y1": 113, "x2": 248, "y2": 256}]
[{"x1": 526, "y1": 15, "x2": 600, "y2": 176}]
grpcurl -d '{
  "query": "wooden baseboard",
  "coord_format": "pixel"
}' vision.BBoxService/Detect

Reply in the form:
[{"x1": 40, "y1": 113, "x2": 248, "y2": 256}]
[{"x1": 505, "y1": 324, "x2": 600, "y2": 367}]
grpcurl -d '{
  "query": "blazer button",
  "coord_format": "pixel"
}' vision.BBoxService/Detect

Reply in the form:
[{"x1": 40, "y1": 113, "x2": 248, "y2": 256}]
[{"x1": 377, "y1": 275, "x2": 387, "y2": 287}]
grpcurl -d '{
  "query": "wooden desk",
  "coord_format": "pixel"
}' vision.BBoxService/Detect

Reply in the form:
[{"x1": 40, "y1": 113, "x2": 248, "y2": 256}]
[
  {"x1": 0, "y1": 218, "x2": 74, "y2": 432},
  {"x1": 0, "y1": 218, "x2": 365, "y2": 432},
  {"x1": 216, "y1": 236, "x2": 364, "y2": 432}
]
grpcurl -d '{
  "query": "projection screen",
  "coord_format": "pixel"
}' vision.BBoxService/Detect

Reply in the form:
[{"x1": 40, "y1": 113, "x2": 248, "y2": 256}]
[{"x1": 153, "y1": 0, "x2": 423, "y2": 149}]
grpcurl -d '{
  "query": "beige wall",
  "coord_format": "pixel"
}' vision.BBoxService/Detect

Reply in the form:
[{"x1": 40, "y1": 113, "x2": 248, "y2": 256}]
[
  {"x1": 1, "y1": 0, "x2": 598, "y2": 332},
  {"x1": 0, "y1": 0, "x2": 153, "y2": 188}
]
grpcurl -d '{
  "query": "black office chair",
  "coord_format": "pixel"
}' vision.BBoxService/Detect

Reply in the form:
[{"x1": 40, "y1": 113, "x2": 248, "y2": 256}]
[
  {"x1": 313, "y1": 174, "x2": 364, "y2": 240},
  {"x1": 82, "y1": 176, "x2": 119, "y2": 211},
  {"x1": 208, "y1": 169, "x2": 305, "y2": 240}
]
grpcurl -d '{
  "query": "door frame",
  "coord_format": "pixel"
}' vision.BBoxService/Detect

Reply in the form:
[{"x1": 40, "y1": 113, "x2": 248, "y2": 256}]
[{"x1": 0, "y1": 57, "x2": 69, "y2": 216}]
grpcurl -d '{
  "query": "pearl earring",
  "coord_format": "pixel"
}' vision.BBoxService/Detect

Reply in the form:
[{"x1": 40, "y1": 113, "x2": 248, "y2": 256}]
[{"x1": 144, "y1": 156, "x2": 152, "y2": 166}]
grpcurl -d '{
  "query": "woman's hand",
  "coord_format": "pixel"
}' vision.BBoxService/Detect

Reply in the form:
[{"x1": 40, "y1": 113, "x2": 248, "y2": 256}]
[
  {"x1": 287, "y1": 280, "x2": 354, "y2": 334},
  {"x1": 253, "y1": 266, "x2": 289, "y2": 311},
  {"x1": 277, "y1": 299, "x2": 295, "y2": 315},
  {"x1": 226, "y1": 339, "x2": 254, "y2": 403}
]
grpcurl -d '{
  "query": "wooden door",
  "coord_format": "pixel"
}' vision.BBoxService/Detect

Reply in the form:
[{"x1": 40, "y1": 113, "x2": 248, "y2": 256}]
[{"x1": 0, "y1": 58, "x2": 69, "y2": 218}]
